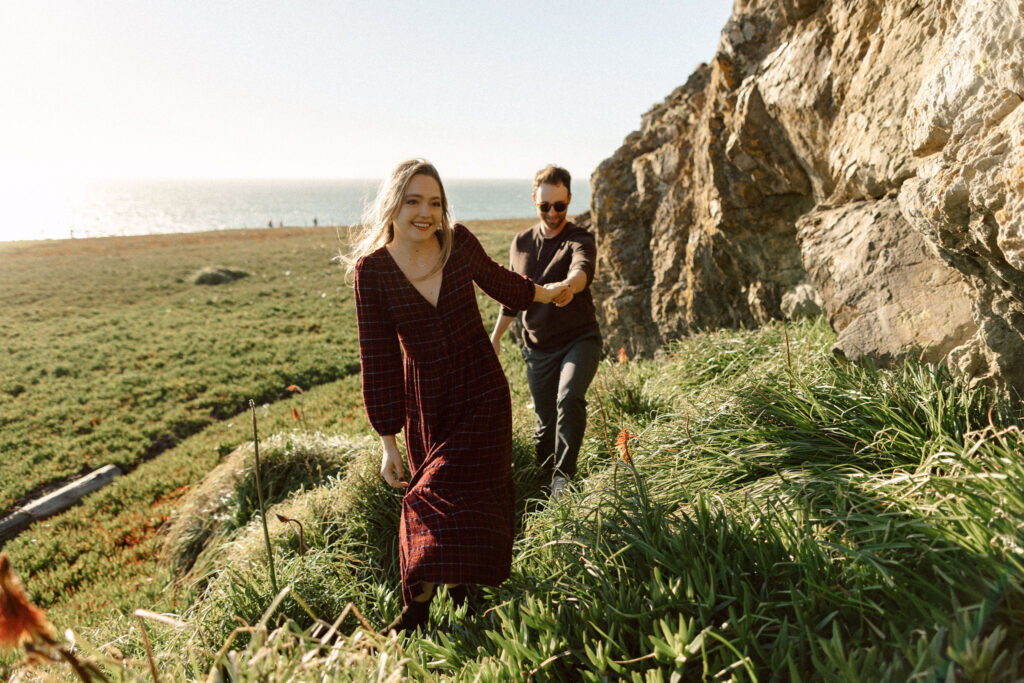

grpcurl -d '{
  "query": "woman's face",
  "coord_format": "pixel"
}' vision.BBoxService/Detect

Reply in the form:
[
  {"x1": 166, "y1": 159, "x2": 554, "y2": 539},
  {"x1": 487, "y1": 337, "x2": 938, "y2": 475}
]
[{"x1": 391, "y1": 174, "x2": 443, "y2": 248}]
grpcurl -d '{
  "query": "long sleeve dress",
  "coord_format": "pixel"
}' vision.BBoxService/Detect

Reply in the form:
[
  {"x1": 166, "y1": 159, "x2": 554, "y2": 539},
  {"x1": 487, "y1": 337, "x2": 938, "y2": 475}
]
[{"x1": 354, "y1": 223, "x2": 536, "y2": 605}]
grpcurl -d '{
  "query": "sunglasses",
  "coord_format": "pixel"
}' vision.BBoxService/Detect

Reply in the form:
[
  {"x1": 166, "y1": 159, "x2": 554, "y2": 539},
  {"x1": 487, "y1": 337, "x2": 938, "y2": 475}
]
[{"x1": 537, "y1": 201, "x2": 568, "y2": 213}]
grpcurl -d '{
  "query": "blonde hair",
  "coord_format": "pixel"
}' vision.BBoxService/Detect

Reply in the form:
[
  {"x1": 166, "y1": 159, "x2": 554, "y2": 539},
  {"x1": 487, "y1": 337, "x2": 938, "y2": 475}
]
[{"x1": 343, "y1": 158, "x2": 453, "y2": 280}]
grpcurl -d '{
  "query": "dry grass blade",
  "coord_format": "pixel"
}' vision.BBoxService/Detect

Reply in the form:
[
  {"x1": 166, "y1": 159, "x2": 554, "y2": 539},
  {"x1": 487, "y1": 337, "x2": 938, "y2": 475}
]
[
  {"x1": 248, "y1": 399, "x2": 279, "y2": 595},
  {"x1": 593, "y1": 370, "x2": 617, "y2": 476},
  {"x1": 133, "y1": 614, "x2": 160, "y2": 683},
  {"x1": 204, "y1": 626, "x2": 257, "y2": 683},
  {"x1": 133, "y1": 609, "x2": 188, "y2": 630},
  {"x1": 527, "y1": 649, "x2": 573, "y2": 679}
]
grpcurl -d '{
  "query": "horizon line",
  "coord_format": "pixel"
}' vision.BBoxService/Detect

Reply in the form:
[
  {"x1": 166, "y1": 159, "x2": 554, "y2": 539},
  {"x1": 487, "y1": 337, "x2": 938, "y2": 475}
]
[{"x1": 42, "y1": 176, "x2": 576, "y2": 183}]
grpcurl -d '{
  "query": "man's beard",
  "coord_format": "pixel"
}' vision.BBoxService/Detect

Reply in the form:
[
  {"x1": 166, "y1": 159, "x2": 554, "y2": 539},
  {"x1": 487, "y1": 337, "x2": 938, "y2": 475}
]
[{"x1": 544, "y1": 214, "x2": 565, "y2": 229}]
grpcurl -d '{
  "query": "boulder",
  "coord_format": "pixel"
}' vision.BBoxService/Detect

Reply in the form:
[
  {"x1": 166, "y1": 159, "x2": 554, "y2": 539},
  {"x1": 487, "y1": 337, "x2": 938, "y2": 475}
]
[
  {"x1": 192, "y1": 266, "x2": 251, "y2": 285},
  {"x1": 797, "y1": 198, "x2": 976, "y2": 365},
  {"x1": 590, "y1": 0, "x2": 1024, "y2": 394}
]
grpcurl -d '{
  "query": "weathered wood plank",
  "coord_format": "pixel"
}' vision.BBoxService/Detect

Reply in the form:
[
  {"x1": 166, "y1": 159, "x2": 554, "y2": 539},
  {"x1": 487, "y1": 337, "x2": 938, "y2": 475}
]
[{"x1": 0, "y1": 465, "x2": 123, "y2": 543}]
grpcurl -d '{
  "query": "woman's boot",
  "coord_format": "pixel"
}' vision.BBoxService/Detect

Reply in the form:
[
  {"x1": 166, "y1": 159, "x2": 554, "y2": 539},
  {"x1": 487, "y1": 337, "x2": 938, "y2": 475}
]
[
  {"x1": 448, "y1": 584, "x2": 476, "y2": 617},
  {"x1": 381, "y1": 588, "x2": 433, "y2": 635}
]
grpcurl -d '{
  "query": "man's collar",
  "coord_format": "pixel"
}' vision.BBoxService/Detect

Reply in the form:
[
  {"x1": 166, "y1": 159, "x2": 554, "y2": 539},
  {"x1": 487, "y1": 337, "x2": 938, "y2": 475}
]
[{"x1": 535, "y1": 220, "x2": 572, "y2": 240}]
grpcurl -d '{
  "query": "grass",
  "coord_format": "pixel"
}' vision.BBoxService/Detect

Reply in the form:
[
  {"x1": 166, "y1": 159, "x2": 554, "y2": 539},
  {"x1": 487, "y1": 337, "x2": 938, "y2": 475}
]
[
  {"x1": 0, "y1": 219, "x2": 532, "y2": 672},
  {"x1": 3, "y1": 222, "x2": 1024, "y2": 680},
  {"x1": 0, "y1": 227, "x2": 360, "y2": 513}
]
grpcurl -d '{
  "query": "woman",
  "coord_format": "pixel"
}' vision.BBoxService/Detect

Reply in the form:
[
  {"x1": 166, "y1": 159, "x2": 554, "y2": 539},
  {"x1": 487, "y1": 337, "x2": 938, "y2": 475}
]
[{"x1": 349, "y1": 159, "x2": 566, "y2": 633}]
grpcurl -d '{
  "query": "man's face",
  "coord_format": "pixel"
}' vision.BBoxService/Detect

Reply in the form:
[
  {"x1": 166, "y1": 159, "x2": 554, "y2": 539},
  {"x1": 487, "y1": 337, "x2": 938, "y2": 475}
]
[{"x1": 533, "y1": 182, "x2": 571, "y2": 233}]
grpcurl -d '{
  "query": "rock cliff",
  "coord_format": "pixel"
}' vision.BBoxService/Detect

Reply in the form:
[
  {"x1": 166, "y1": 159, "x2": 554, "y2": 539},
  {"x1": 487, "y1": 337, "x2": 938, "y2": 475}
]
[{"x1": 591, "y1": 0, "x2": 1023, "y2": 394}]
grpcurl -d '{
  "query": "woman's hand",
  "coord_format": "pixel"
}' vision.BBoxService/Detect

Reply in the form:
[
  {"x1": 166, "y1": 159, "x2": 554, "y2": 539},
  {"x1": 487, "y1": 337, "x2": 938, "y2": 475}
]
[
  {"x1": 380, "y1": 435, "x2": 409, "y2": 488},
  {"x1": 534, "y1": 282, "x2": 568, "y2": 304}
]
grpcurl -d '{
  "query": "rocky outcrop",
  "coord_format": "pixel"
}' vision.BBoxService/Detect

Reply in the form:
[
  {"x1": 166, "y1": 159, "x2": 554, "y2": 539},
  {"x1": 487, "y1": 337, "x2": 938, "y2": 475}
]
[
  {"x1": 591, "y1": 0, "x2": 1023, "y2": 393},
  {"x1": 797, "y1": 199, "x2": 976, "y2": 365}
]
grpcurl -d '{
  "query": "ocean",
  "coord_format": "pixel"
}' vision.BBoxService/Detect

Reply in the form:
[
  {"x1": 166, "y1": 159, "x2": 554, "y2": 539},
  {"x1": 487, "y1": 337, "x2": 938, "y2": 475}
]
[{"x1": 2, "y1": 178, "x2": 592, "y2": 243}]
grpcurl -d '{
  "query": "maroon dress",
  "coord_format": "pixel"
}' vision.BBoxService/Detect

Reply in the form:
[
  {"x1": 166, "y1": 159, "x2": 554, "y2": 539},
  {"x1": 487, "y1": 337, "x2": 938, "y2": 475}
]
[{"x1": 354, "y1": 223, "x2": 535, "y2": 604}]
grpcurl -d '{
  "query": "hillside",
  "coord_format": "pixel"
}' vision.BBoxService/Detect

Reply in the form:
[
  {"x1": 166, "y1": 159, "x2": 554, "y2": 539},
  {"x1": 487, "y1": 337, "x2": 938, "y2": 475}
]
[{"x1": 5, "y1": 296, "x2": 1023, "y2": 678}]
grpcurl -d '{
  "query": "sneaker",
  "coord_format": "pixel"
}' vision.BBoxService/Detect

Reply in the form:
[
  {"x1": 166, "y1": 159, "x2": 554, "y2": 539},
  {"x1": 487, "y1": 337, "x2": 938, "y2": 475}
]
[{"x1": 550, "y1": 475, "x2": 568, "y2": 500}]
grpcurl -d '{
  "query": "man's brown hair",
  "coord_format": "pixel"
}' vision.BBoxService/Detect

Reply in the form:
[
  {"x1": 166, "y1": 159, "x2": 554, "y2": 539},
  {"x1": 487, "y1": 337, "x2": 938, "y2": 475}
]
[{"x1": 533, "y1": 165, "x2": 572, "y2": 194}]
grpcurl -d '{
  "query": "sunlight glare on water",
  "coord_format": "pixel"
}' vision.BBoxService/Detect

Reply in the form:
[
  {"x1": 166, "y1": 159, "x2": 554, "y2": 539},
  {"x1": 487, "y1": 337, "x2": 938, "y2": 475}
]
[
  {"x1": 0, "y1": 175, "x2": 585, "y2": 243},
  {"x1": 1, "y1": 172, "x2": 88, "y2": 242}
]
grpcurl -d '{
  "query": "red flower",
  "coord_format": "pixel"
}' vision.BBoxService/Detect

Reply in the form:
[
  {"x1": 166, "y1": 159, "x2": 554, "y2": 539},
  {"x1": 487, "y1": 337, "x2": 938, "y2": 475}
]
[
  {"x1": 291, "y1": 407, "x2": 301, "y2": 421},
  {"x1": 0, "y1": 552, "x2": 57, "y2": 650},
  {"x1": 286, "y1": 384, "x2": 304, "y2": 393},
  {"x1": 615, "y1": 428, "x2": 634, "y2": 466},
  {"x1": 617, "y1": 347, "x2": 628, "y2": 364}
]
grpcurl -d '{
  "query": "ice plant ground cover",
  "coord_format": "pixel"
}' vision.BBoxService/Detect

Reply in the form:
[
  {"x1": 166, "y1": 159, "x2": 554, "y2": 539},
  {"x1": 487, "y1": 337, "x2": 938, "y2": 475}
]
[{"x1": 1, "y1": 222, "x2": 1022, "y2": 679}]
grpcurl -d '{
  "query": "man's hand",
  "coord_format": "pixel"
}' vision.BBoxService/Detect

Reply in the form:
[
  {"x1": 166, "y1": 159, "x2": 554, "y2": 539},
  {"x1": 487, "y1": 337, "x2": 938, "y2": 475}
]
[
  {"x1": 491, "y1": 335, "x2": 501, "y2": 358},
  {"x1": 553, "y1": 282, "x2": 575, "y2": 307},
  {"x1": 552, "y1": 269, "x2": 587, "y2": 308}
]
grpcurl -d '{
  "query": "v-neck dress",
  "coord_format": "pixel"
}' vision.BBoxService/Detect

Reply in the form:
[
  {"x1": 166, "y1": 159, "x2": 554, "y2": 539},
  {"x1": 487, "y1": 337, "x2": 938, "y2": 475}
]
[{"x1": 354, "y1": 223, "x2": 535, "y2": 604}]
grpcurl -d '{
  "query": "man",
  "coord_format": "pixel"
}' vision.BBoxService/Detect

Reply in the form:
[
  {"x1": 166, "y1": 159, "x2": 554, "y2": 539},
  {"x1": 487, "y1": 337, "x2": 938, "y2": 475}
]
[{"x1": 491, "y1": 165, "x2": 602, "y2": 498}]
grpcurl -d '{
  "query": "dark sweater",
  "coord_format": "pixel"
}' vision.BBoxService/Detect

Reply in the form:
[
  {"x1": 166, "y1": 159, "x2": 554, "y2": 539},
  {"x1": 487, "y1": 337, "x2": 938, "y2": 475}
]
[{"x1": 501, "y1": 221, "x2": 601, "y2": 351}]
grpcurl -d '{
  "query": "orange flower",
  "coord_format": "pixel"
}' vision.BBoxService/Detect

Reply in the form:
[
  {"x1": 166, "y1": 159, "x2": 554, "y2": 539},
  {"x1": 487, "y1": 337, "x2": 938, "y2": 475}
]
[
  {"x1": 286, "y1": 384, "x2": 304, "y2": 393},
  {"x1": 615, "y1": 428, "x2": 634, "y2": 466},
  {"x1": 291, "y1": 407, "x2": 301, "y2": 421},
  {"x1": 0, "y1": 552, "x2": 57, "y2": 650},
  {"x1": 617, "y1": 347, "x2": 628, "y2": 364}
]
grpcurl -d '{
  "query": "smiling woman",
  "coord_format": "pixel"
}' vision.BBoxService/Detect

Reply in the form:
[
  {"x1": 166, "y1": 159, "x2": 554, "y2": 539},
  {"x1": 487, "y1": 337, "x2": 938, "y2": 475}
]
[{"x1": 346, "y1": 158, "x2": 567, "y2": 634}]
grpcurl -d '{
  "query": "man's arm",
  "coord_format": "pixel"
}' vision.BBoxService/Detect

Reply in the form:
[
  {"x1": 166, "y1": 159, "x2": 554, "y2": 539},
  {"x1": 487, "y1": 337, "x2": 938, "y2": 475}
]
[{"x1": 491, "y1": 313, "x2": 516, "y2": 356}]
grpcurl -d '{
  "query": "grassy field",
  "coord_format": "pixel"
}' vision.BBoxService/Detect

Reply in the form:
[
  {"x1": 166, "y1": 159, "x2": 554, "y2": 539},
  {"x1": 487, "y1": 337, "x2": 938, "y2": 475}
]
[
  {"x1": 0, "y1": 226, "x2": 359, "y2": 513},
  {"x1": 0, "y1": 219, "x2": 532, "y2": 665},
  {"x1": 3, "y1": 221, "x2": 1024, "y2": 680}
]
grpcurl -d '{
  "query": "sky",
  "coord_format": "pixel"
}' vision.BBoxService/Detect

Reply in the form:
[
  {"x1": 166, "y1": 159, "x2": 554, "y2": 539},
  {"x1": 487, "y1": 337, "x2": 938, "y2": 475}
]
[{"x1": 0, "y1": 1, "x2": 734, "y2": 182}]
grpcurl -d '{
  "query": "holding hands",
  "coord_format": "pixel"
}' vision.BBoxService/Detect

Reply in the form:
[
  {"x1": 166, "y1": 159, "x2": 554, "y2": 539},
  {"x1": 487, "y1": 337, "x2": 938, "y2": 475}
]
[
  {"x1": 540, "y1": 269, "x2": 586, "y2": 307},
  {"x1": 535, "y1": 281, "x2": 569, "y2": 304},
  {"x1": 550, "y1": 281, "x2": 575, "y2": 307},
  {"x1": 493, "y1": 270, "x2": 588, "y2": 359}
]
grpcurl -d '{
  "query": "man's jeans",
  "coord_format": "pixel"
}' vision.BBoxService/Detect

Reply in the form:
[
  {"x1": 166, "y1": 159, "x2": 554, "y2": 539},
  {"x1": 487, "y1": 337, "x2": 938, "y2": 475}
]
[{"x1": 521, "y1": 333, "x2": 602, "y2": 480}]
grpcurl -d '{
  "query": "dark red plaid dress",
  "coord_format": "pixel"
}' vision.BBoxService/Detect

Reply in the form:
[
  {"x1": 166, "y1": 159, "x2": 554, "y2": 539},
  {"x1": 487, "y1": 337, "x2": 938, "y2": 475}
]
[{"x1": 354, "y1": 223, "x2": 535, "y2": 604}]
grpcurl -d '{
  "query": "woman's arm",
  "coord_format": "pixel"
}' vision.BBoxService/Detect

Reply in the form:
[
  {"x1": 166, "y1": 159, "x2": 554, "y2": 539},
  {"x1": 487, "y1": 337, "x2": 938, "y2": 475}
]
[
  {"x1": 460, "y1": 224, "x2": 538, "y2": 311},
  {"x1": 491, "y1": 284, "x2": 567, "y2": 355},
  {"x1": 354, "y1": 260, "x2": 405, "y2": 436}
]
